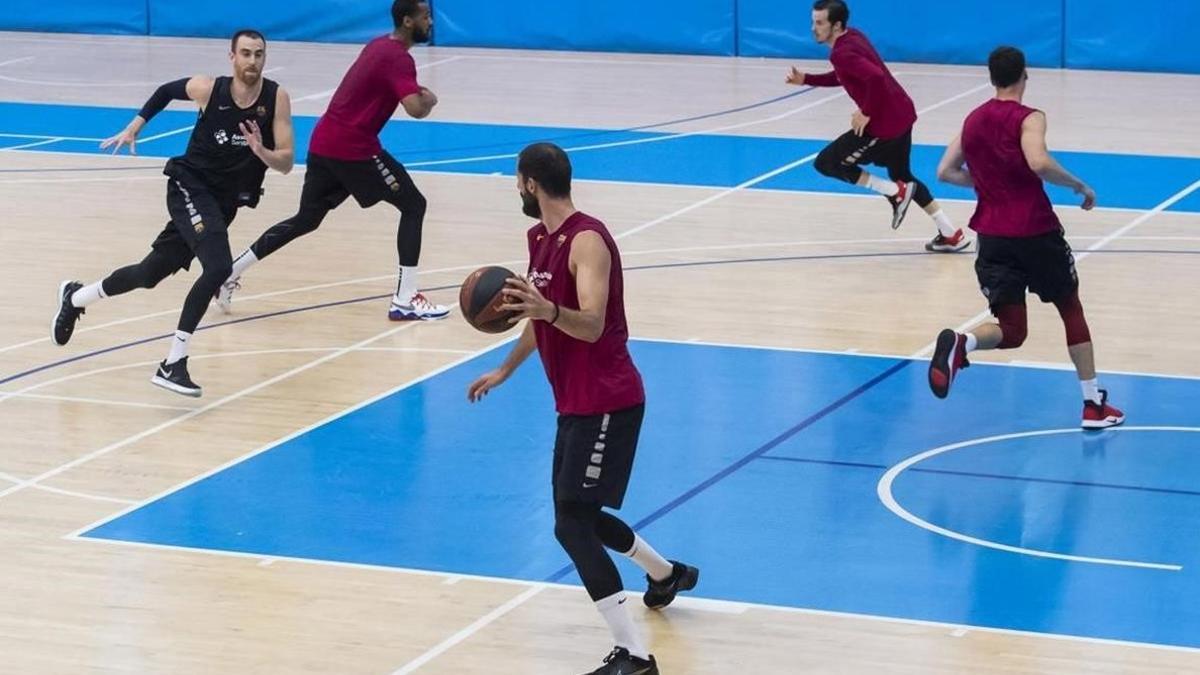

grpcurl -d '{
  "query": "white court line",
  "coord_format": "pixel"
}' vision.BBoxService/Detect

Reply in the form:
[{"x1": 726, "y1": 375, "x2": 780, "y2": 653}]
[
  {"x1": 0, "y1": 56, "x2": 35, "y2": 68},
  {"x1": 0, "y1": 392, "x2": 195, "y2": 411},
  {"x1": 390, "y1": 584, "x2": 547, "y2": 675},
  {"x1": 0, "y1": 469, "x2": 135, "y2": 505},
  {"x1": 876, "y1": 427, "x2": 1197, "y2": 571},
  {"x1": 0, "y1": 347, "x2": 477, "y2": 406},
  {"x1": 616, "y1": 82, "x2": 990, "y2": 240},
  {"x1": 0, "y1": 137, "x2": 63, "y2": 151},
  {"x1": 0, "y1": 325, "x2": 431, "y2": 501},
  {"x1": 0, "y1": 132, "x2": 105, "y2": 142},
  {"x1": 293, "y1": 56, "x2": 464, "y2": 103},
  {"x1": 912, "y1": 176, "x2": 1200, "y2": 358},
  {"x1": 630, "y1": 336, "x2": 1200, "y2": 384},
  {"x1": 64, "y1": 535, "x2": 1200, "y2": 657}
]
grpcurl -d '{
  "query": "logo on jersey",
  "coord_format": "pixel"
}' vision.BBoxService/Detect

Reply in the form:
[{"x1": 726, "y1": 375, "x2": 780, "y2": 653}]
[
  {"x1": 256, "y1": 105, "x2": 267, "y2": 118},
  {"x1": 529, "y1": 270, "x2": 553, "y2": 289},
  {"x1": 214, "y1": 129, "x2": 229, "y2": 145},
  {"x1": 557, "y1": 234, "x2": 567, "y2": 246}
]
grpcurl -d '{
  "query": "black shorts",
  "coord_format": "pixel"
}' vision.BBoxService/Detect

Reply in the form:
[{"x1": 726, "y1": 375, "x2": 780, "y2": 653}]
[
  {"x1": 821, "y1": 128, "x2": 916, "y2": 176},
  {"x1": 154, "y1": 175, "x2": 238, "y2": 271},
  {"x1": 302, "y1": 151, "x2": 419, "y2": 211},
  {"x1": 552, "y1": 404, "x2": 645, "y2": 509},
  {"x1": 975, "y1": 228, "x2": 1079, "y2": 309}
]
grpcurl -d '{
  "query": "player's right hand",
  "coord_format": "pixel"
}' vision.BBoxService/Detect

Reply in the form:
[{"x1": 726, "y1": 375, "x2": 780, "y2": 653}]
[
  {"x1": 467, "y1": 369, "x2": 508, "y2": 403},
  {"x1": 420, "y1": 87, "x2": 439, "y2": 108},
  {"x1": 1077, "y1": 184, "x2": 1096, "y2": 210},
  {"x1": 100, "y1": 126, "x2": 138, "y2": 155},
  {"x1": 785, "y1": 67, "x2": 806, "y2": 86}
]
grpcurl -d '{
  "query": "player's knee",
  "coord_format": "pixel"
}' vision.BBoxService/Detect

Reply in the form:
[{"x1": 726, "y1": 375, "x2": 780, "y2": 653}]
[
  {"x1": 814, "y1": 148, "x2": 841, "y2": 177},
  {"x1": 998, "y1": 320, "x2": 1027, "y2": 349},
  {"x1": 1055, "y1": 292, "x2": 1092, "y2": 346},
  {"x1": 406, "y1": 190, "x2": 427, "y2": 218},
  {"x1": 554, "y1": 510, "x2": 587, "y2": 551}
]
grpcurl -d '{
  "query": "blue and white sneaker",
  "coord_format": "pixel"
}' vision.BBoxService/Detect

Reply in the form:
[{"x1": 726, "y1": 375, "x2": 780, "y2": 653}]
[{"x1": 388, "y1": 292, "x2": 449, "y2": 321}]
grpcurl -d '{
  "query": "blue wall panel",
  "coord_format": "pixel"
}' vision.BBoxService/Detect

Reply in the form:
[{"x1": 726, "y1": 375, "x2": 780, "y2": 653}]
[
  {"x1": 148, "y1": 0, "x2": 394, "y2": 44},
  {"x1": 0, "y1": 0, "x2": 147, "y2": 35},
  {"x1": 1065, "y1": 0, "x2": 1200, "y2": 74},
  {"x1": 737, "y1": 0, "x2": 1064, "y2": 68},
  {"x1": 433, "y1": 0, "x2": 735, "y2": 55}
]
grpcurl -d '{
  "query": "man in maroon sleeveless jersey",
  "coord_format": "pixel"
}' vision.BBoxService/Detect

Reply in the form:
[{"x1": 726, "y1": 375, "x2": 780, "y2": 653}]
[
  {"x1": 467, "y1": 144, "x2": 698, "y2": 675},
  {"x1": 929, "y1": 46, "x2": 1124, "y2": 429},
  {"x1": 786, "y1": 0, "x2": 968, "y2": 252},
  {"x1": 217, "y1": 0, "x2": 449, "y2": 322}
]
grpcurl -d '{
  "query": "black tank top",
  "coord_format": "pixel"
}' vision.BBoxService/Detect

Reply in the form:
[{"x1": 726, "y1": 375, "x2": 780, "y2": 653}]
[{"x1": 167, "y1": 76, "x2": 278, "y2": 208}]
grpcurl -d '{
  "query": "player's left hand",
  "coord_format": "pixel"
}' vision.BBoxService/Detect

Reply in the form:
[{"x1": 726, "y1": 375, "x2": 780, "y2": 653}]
[
  {"x1": 851, "y1": 110, "x2": 870, "y2": 136},
  {"x1": 500, "y1": 276, "x2": 555, "y2": 324},
  {"x1": 239, "y1": 119, "x2": 264, "y2": 154}
]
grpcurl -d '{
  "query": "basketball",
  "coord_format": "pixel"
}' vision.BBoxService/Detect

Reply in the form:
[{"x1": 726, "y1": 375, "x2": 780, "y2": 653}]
[{"x1": 459, "y1": 266, "x2": 520, "y2": 333}]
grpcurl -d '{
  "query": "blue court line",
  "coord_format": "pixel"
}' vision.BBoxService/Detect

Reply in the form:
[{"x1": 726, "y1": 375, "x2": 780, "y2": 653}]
[
  {"x1": 757, "y1": 454, "x2": 1200, "y2": 499},
  {"x1": 544, "y1": 358, "x2": 913, "y2": 583},
  {"x1": 5, "y1": 247, "x2": 1198, "y2": 388},
  {"x1": 3, "y1": 100, "x2": 1199, "y2": 213}
]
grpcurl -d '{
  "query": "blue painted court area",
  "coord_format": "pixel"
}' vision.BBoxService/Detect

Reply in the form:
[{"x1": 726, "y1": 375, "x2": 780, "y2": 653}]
[
  {"x1": 3, "y1": 101, "x2": 1200, "y2": 212},
  {"x1": 83, "y1": 340, "x2": 1200, "y2": 649}
]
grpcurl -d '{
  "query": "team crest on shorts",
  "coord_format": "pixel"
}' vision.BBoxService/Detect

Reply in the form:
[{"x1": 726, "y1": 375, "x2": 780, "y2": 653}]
[
  {"x1": 389, "y1": 182, "x2": 400, "y2": 192},
  {"x1": 194, "y1": 221, "x2": 205, "y2": 234}
]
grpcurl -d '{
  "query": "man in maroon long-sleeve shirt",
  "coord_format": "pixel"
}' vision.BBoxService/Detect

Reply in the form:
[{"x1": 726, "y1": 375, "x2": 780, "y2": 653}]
[{"x1": 787, "y1": 0, "x2": 969, "y2": 253}]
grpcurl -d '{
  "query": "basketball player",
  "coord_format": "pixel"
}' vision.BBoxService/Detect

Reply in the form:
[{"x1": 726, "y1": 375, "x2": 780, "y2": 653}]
[
  {"x1": 215, "y1": 0, "x2": 448, "y2": 321},
  {"x1": 786, "y1": 0, "x2": 968, "y2": 252},
  {"x1": 51, "y1": 29, "x2": 294, "y2": 397},
  {"x1": 467, "y1": 143, "x2": 698, "y2": 674},
  {"x1": 929, "y1": 46, "x2": 1124, "y2": 429}
]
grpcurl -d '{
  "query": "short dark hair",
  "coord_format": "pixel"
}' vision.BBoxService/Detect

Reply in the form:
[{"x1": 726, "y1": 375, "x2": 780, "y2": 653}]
[
  {"x1": 813, "y1": 0, "x2": 850, "y2": 30},
  {"x1": 230, "y1": 29, "x2": 265, "y2": 53},
  {"x1": 392, "y1": 0, "x2": 426, "y2": 28},
  {"x1": 518, "y1": 143, "x2": 572, "y2": 198},
  {"x1": 989, "y1": 46, "x2": 1026, "y2": 88}
]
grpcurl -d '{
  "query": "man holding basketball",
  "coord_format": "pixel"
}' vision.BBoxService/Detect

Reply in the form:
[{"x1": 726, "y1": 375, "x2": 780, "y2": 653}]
[{"x1": 467, "y1": 143, "x2": 697, "y2": 675}]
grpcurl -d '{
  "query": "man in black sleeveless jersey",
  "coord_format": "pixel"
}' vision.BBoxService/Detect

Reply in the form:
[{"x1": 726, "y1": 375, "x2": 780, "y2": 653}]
[{"x1": 50, "y1": 29, "x2": 295, "y2": 397}]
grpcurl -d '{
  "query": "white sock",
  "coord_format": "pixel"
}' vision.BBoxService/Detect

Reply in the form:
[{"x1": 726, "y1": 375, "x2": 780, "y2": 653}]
[
  {"x1": 1081, "y1": 378, "x2": 1101, "y2": 404},
  {"x1": 230, "y1": 249, "x2": 258, "y2": 279},
  {"x1": 620, "y1": 534, "x2": 674, "y2": 582},
  {"x1": 166, "y1": 330, "x2": 191, "y2": 365},
  {"x1": 595, "y1": 592, "x2": 649, "y2": 661},
  {"x1": 863, "y1": 172, "x2": 899, "y2": 197},
  {"x1": 931, "y1": 209, "x2": 958, "y2": 237},
  {"x1": 964, "y1": 333, "x2": 979, "y2": 353},
  {"x1": 394, "y1": 265, "x2": 418, "y2": 303},
  {"x1": 71, "y1": 281, "x2": 106, "y2": 308}
]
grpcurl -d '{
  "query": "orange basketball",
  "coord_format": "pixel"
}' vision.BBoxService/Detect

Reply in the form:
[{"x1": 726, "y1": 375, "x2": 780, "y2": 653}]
[{"x1": 459, "y1": 266, "x2": 520, "y2": 333}]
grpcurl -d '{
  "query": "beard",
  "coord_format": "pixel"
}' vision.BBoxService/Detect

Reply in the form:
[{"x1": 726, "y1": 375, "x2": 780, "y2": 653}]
[
  {"x1": 237, "y1": 67, "x2": 261, "y2": 86},
  {"x1": 412, "y1": 25, "x2": 431, "y2": 44},
  {"x1": 520, "y1": 190, "x2": 542, "y2": 219}
]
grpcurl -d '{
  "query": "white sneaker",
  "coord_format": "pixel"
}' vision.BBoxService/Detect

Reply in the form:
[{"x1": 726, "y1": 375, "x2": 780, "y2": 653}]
[
  {"x1": 213, "y1": 278, "x2": 240, "y2": 314},
  {"x1": 388, "y1": 292, "x2": 450, "y2": 321}
]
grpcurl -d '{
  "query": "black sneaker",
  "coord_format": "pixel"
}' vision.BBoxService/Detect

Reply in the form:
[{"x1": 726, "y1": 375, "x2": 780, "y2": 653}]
[
  {"x1": 643, "y1": 560, "x2": 699, "y2": 610},
  {"x1": 582, "y1": 647, "x2": 658, "y2": 675},
  {"x1": 888, "y1": 180, "x2": 914, "y2": 230},
  {"x1": 151, "y1": 357, "x2": 202, "y2": 397},
  {"x1": 51, "y1": 280, "x2": 85, "y2": 346}
]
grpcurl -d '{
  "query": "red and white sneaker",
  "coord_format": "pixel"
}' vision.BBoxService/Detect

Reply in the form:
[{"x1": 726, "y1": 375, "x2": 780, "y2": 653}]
[
  {"x1": 889, "y1": 180, "x2": 914, "y2": 230},
  {"x1": 928, "y1": 329, "x2": 970, "y2": 399},
  {"x1": 1082, "y1": 390, "x2": 1125, "y2": 429},
  {"x1": 925, "y1": 228, "x2": 971, "y2": 253},
  {"x1": 388, "y1": 292, "x2": 450, "y2": 321}
]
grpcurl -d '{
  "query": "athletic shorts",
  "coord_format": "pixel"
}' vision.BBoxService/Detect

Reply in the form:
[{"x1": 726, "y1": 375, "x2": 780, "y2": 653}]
[
  {"x1": 975, "y1": 228, "x2": 1079, "y2": 309},
  {"x1": 552, "y1": 404, "x2": 645, "y2": 509}
]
